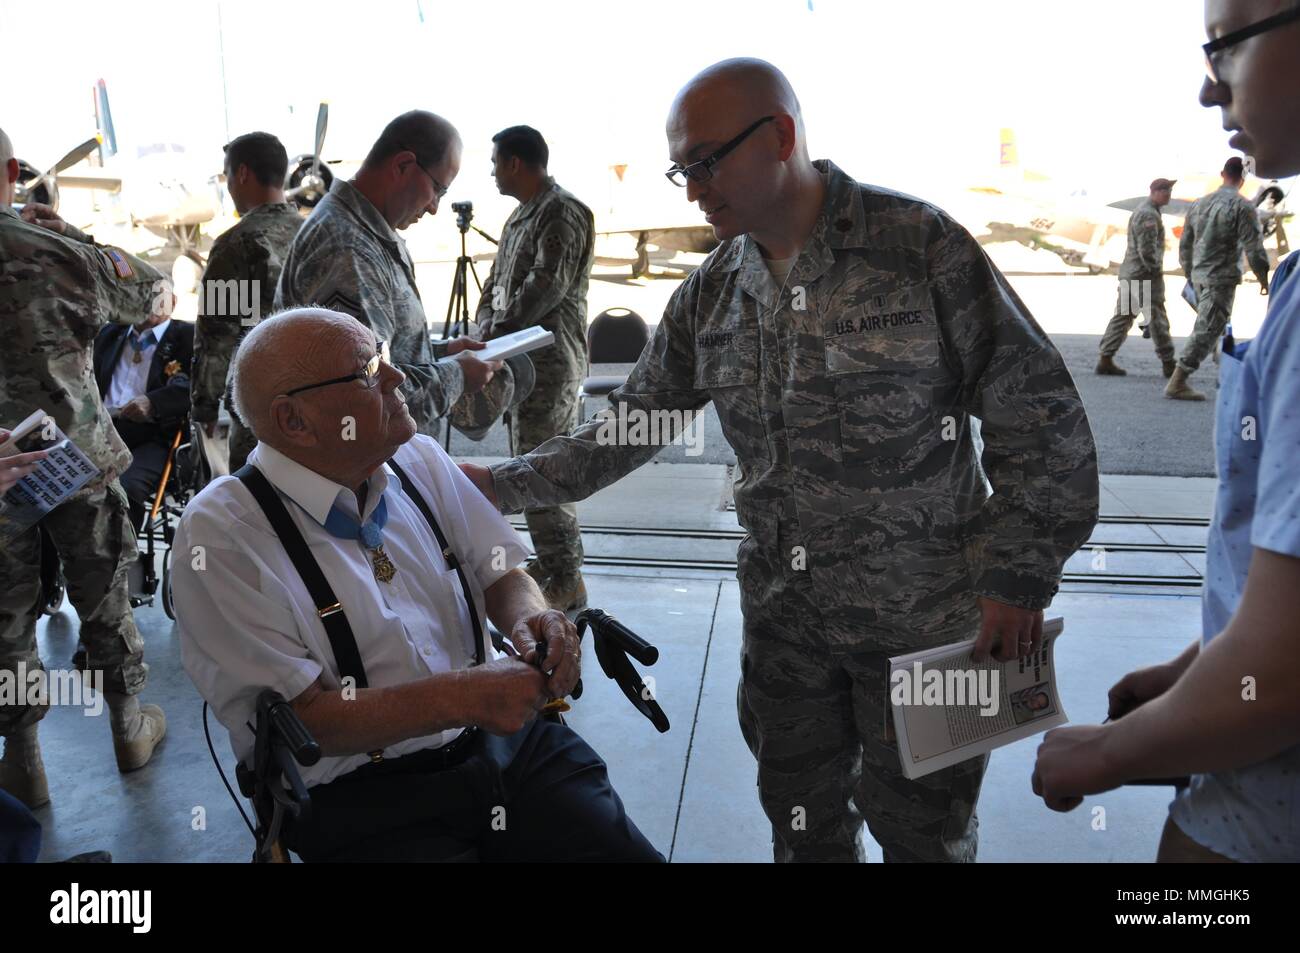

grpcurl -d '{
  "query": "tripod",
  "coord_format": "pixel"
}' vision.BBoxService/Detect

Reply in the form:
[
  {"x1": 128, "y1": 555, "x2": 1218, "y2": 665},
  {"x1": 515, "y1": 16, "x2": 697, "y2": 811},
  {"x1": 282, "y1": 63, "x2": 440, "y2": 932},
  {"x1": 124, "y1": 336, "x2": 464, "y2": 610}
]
[
  {"x1": 440, "y1": 209, "x2": 497, "y2": 448},
  {"x1": 441, "y1": 222, "x2": 489, "y2": 340}
]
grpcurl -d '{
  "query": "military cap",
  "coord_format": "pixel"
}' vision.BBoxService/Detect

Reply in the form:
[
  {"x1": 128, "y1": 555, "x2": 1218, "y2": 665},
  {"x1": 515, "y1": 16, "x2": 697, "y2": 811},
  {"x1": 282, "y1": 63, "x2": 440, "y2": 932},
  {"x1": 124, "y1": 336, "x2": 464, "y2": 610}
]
[{"x1": 448, "y1": 352, "x2": 535, "y2": 440}]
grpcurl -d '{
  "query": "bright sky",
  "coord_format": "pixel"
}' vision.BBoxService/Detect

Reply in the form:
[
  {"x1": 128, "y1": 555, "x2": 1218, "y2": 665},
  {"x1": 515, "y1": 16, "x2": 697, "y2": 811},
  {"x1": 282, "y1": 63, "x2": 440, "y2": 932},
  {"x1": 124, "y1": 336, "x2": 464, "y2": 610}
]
[{"x1": 0, "y1": 0, "x2": 1243, "y2": 235}]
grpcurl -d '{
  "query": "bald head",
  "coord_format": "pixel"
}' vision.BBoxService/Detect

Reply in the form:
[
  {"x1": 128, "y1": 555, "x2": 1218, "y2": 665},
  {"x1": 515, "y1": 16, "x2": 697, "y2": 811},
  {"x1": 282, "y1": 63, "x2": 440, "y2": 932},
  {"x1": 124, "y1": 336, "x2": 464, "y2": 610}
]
[
  {"x1": 231, "y1": 308, "x2": 368, "y2": 444},
  {"x1": 354, "y1": 110, "x2": 463, "y2": 230},
  {"x1": 231, "y1": 308, "x2": 415, "y2": 483},
  {"x1": 669, "y1": 58, "x2": 805, "y2": 145},
  {"x1": 363, "y1": 110, "x2": 460, "y2": 172},
  {"x1": 664, "y1": 58, "x2": 822, "y2": 255},
  {"x1": 0, "y1": 127, "x2": 12, "y2": 165}
]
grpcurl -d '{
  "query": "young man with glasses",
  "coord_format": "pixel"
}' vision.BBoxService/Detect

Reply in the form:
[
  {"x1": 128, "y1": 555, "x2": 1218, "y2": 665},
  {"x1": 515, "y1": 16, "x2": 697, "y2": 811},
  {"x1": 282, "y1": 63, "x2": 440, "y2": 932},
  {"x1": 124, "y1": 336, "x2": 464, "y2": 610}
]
[
  {"x1": 463, "y1": 58, "x2": 1099, "y2": 863},
  {"x1": 276, "y1": 110, "x2": 501, "y2": 439},
  {"x1": 1034, "y1": 0, "x2": 1300, "y2": 863}
]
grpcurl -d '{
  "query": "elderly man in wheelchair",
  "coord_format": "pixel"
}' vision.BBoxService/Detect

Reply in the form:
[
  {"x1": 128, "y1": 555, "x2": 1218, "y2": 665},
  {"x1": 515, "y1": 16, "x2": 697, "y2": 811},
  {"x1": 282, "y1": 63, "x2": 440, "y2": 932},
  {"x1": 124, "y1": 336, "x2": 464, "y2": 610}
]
[{"x1": 172, "y1": 308, "x2": 662, "y2": 862}]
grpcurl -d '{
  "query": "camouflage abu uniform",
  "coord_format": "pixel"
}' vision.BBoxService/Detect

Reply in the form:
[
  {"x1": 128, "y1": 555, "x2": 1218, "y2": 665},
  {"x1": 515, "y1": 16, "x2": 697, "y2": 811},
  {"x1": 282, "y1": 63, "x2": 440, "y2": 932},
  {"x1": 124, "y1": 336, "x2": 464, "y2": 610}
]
[
  {"x1": 489, "y1": 161, "x2": 1099, "y2": 862},
  {"x1": 275, "y1": 179, "x2": 466, "y2": 436},
  {"x1": 1177, "y1": 185, "x2": 1269, "y2": 374},
  {"x1": 0, "y1": 206, "x2": 163, "y2": 730},
  {"x1": 475, "y1": 177, "x2": 594, "y2": 579},
  {"x1": 192, "y1": 201, "x2": 303, "y2": 471},
  {"x1": 1099, "y1": 198, "x2": 1173, "y2": 364}
]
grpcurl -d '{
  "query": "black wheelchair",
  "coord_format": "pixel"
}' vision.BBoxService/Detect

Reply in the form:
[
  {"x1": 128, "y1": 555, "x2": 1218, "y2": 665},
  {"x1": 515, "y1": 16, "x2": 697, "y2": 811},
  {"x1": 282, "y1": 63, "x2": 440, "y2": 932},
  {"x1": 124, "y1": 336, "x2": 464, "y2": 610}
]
[
  {"x1": 212, "y1": 608, "x2": 668, "y2": 863},
  {"x1": 126, "y1": 424, "x2": 207, "y2": 620}
]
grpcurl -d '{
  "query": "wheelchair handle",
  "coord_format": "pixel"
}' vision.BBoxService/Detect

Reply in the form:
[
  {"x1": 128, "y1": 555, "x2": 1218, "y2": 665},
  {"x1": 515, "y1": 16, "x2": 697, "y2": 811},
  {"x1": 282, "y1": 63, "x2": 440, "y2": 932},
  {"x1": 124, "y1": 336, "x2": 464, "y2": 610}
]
[
  {"x1": 576, "y1": 608, "x2": 659, "y2": 667},
  {"x1": 258, "y1": 689, "x2": 321, "y2": 767}
]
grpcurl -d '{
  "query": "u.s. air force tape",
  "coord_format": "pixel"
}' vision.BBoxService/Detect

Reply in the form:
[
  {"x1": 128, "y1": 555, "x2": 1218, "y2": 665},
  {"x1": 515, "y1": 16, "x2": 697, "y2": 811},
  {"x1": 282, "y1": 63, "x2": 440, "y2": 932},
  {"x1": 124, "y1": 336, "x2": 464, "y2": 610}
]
[{"x1": 832, "y1": 309, "x2": 932, "y2": 336}]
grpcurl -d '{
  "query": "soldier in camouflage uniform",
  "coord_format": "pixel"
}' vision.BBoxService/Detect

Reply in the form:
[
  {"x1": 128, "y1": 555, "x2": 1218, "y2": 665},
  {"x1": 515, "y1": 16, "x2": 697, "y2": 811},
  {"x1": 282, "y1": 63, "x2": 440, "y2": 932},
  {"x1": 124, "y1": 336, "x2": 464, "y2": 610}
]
[
  {"x1": 463, "y1": 60, "x2": 1099, "y2": 862},
  {"x1": 1167, "y1": 156, "x2": 1270, "y2": 400},
  {"x1": 192, "y1": 132, "x2": 303, "y2": 472},
  {"x1": 276, "y1": 111, "x2": 500, "y2": 436},
  {"x1": 1097, "y1": 178, "x2": 1177, "y2": 378},
  {"x1": 0, "y1": 129, "x2": 168, "y2": 809},
  {"x1": 476, "y1": 126, "x2": 595, "y2": 611}
]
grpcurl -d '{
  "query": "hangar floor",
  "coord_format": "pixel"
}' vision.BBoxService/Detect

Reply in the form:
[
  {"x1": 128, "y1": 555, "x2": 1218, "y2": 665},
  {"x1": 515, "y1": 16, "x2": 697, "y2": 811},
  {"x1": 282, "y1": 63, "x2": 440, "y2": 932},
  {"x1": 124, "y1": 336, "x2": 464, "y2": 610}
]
[{"x1": 28, "y1": 463, "x2": 1210, "y2": 863}]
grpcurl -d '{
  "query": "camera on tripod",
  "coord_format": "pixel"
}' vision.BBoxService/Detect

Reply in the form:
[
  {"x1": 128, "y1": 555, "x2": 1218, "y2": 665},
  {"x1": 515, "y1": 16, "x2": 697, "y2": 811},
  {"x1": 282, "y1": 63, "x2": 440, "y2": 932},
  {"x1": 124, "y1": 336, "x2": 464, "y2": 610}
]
[{"x1": 452, "y1": 200, "x2": 473, "y2": 233}]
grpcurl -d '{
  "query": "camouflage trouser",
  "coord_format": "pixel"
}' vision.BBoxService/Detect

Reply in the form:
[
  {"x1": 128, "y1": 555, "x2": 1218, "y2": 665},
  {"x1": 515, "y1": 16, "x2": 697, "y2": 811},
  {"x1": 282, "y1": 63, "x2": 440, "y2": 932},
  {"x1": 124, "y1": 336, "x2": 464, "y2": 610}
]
[
  {"x1": 509, "y1": 370, "x2": 584, "y2": 579},
  {"x1": 737, "y1": 614, "x2": 987, "y2": 863},
  {"x1": 1178, "y1": 283, "x2": 1236, "y2": 374},
  {"x1": 0, "y1": 480, "x2": 148, "y2": 733},
  {"x1": 227, "y1": 408, "x2": 257, "y2": 474},
  {"x1": 1099, "y1": 276, "x2": 1173, "y2": 363}
]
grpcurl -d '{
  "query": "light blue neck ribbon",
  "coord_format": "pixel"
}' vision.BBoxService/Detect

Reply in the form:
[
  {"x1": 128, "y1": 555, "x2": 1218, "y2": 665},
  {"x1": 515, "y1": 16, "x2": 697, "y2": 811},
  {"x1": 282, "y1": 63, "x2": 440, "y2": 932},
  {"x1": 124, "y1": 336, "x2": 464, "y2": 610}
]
[
  {"x1": 323, "y1": 495, "x2": 388, "y2": 550},
  {"x1": 129, "y1": 328, "x2": 156, "y2": 352}
]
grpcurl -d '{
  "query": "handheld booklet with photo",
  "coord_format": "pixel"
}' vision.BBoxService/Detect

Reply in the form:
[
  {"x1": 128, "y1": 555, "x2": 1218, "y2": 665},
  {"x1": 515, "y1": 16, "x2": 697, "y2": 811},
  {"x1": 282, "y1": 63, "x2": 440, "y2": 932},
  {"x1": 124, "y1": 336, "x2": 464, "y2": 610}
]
[
  {"x1": 888, "y1": 617, "x2": 1067, "y2": 779},
  {"x1": 0, "y1": 409, "x2": 101, "y2": 542}
]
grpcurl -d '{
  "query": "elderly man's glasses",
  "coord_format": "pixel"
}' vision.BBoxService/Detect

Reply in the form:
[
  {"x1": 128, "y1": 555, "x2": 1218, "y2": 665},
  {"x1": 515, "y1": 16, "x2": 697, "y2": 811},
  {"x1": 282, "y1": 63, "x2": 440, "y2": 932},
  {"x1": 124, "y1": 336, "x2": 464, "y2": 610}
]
[
  {"x1": 665, "y1": 115, "x2": 776, "y2": 187},
  {"x1": 283, "y1": 341, "x2": 390, "y2": 397},
  {"x1": 1203, "y1": 3, "x2": 1300, "y2": 84},
  {"x1": 401, "y1": 145, "x2": 449, "y2": 199}
]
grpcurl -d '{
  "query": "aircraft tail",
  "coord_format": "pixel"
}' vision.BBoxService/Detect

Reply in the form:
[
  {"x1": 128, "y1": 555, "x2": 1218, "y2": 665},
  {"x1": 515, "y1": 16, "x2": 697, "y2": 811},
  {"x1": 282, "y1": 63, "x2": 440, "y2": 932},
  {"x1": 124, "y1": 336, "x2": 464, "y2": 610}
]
[
  {"x1": 999, "y1": 128, "x2": 1018, "y2": 169},
  {"x1": 94, "y1": 79, "x2": 118, "y2": 158}
]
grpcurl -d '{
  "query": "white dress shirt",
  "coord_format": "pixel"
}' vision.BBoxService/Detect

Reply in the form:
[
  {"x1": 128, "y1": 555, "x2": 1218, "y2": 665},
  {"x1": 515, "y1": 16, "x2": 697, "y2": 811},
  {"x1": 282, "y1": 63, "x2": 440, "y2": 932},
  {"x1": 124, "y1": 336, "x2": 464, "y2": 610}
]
[
  {"x1": 173, "y1": 435, "x2": 529, "y2": 787},
  {"x1": 106, "y1": 319, "x2": 171, "y2": 410}
]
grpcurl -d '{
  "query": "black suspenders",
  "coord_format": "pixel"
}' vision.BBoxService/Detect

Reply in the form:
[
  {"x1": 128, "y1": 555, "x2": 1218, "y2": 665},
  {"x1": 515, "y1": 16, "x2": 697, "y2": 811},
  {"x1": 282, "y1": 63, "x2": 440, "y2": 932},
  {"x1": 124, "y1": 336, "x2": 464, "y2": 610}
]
[
  {"x1": 234, "y1": 458, "x2": 487, "y2": 693},
  {"x1": 386, "y1": 460, "x2": 487, "y2": 668}
]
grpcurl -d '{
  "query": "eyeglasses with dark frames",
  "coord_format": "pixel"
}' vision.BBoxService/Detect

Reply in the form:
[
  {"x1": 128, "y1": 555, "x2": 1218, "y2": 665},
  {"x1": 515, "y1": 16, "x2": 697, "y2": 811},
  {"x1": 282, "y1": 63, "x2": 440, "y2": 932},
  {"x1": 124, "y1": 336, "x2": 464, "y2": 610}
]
[
  {"x1": 665, "y1": 115, "x2": 776, "y2": 187},
  {"x1": 401, "y1": 145, "x2": 449, "y2": 199},
  {"x1": 1203, "y1": 3, "x2": 1300, "y2": 84},
  {"x1": 283, "y1": 340, "x2": 390, "y2": 398}
]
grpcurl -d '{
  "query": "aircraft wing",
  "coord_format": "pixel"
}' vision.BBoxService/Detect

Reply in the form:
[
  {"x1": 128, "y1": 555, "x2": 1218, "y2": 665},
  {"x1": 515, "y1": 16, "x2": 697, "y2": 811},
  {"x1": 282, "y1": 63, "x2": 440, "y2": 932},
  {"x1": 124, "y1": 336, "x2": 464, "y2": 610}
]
[
  {"x1": 595, "y1": 225, "x2": 718, "y2": 278},
  {"x1": 596, "y1": 225, "x2": 718, "y2": 255},
  {"x1": 54, "y1": 171, "x2": 123, "y2": 193}
]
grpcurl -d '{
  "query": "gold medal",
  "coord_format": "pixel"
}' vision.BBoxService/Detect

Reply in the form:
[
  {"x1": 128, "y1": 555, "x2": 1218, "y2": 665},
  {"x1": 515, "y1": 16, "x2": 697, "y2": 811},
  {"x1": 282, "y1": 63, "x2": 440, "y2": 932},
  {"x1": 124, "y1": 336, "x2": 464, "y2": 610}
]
[
  {"x1": 370, "y1": 545, "x2": 397, "y2": 584},
  {"x1": 132, "y1": 350, "x2": 143, "y2": 364}
]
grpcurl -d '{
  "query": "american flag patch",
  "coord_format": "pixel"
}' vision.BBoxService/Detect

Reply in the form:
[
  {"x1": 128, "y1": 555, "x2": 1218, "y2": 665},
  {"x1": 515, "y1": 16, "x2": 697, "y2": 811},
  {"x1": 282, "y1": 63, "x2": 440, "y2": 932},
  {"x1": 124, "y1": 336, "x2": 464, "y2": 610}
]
[{"x1": 103, "y1": 248, "x2": 134, "y2": 279}]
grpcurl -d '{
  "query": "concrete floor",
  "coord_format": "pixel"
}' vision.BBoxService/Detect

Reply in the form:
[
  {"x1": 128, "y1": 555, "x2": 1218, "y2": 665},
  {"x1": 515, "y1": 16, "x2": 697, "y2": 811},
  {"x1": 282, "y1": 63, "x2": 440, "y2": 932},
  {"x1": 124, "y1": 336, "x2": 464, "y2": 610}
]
[{"x1": 26, "y1": 465, "x2": 1212, "y2": 862}]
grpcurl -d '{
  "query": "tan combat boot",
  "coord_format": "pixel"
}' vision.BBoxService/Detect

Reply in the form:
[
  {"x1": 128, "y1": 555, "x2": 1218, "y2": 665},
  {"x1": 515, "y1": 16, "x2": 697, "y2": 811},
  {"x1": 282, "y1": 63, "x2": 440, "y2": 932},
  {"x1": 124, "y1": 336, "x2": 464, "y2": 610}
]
[
  {"x1": 0, "y1": 726, "x2": 50, "y2": 809},
  {"x1": 1164, "y1": 366, "x2": 1206, "y2": 401},
  {"x1": 1162, "y1": 359, "x2": 1178, "y2": 379},
  {"x1": 1095, "y1": 355, "x2": 1127, "y2": 376},
  {"x1": 524, "y1": 560, "x2": 547, "y2": 588},
  {"x1": 542, "y1": 572, "x2": 589, "y2": 613},
  {"x1": 105, "y1": 692, "x2": 166, "y2": 772}
]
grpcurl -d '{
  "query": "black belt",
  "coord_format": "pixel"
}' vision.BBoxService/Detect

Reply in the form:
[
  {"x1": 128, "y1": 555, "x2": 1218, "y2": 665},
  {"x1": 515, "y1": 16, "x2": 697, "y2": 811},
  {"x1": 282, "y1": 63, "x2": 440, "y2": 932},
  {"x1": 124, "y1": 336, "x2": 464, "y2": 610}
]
[{"x1": 334, "y1": 727, "x2": 480, "y2": 784}]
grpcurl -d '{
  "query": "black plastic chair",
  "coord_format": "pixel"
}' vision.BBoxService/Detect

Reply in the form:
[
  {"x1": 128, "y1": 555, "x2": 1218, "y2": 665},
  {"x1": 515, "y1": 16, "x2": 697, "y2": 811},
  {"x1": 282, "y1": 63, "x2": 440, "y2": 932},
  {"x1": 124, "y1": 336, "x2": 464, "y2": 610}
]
[{"x1": 580, "y1": 308, "x2": 650, "y2": 401}]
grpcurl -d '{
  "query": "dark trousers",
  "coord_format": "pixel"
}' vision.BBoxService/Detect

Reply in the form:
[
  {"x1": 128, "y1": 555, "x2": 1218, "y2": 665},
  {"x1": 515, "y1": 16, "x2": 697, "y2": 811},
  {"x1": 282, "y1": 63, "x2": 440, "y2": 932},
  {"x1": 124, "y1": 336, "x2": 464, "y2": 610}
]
[
  {"x1": 118, "y1": 439, "x2": 170, "y2": 533},
  {"x1": 0, "y1": 789, "x2": 41, "y2": 863},
  {"x1": 284, "y1": 718, "x2": 664, "y2": 862}
]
